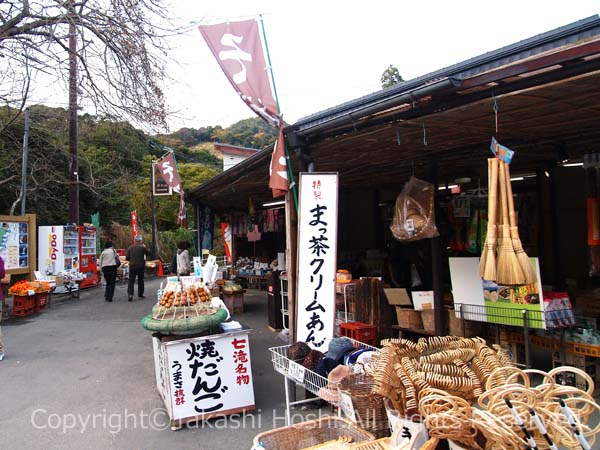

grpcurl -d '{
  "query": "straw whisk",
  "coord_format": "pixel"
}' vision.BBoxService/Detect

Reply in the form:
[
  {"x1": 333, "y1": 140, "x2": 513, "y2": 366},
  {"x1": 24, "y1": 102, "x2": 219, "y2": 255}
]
[
  {"x1": 504, "y1": 161, "x2": 536, "y2": 284},
  {"x1": 496, "y1": 160, "x2": 525, "y2": 285},
  {"x1": 479, "y1": 158, "x2": 499, "y2": 281}
]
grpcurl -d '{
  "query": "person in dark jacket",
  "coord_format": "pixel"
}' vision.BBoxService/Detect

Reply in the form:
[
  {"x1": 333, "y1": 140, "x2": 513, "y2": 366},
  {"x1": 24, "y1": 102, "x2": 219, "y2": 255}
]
[{"x1": 126, "y1": 235, "x2": 150, "y2": 301}]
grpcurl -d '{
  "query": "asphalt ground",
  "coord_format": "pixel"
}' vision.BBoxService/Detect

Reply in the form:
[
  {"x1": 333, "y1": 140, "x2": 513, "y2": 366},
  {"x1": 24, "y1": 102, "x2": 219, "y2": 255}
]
[{"x1": 0, "y1": 277, "x2": 307, "y2": 450}]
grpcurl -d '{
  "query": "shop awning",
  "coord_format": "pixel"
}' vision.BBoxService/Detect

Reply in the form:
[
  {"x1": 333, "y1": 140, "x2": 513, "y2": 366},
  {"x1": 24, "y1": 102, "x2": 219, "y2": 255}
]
[{"x1": 188, "y1": 15, "x2": 600, "y2": 211}]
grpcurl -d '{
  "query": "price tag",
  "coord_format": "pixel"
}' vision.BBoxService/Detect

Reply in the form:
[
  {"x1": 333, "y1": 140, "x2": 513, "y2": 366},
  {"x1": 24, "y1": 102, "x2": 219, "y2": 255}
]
[
  {"x1": 490, "y1": 137, "x2": 515, "y2": 164},
  {"x1": 28, "y1": 290, "x2": 35, "y2": 296},
  {"x1": 339, "y1": 392, "x2": 357, "y2": 422},
  {"x1": 288, "y1": 361, "x2": 306, "y2": 384}
]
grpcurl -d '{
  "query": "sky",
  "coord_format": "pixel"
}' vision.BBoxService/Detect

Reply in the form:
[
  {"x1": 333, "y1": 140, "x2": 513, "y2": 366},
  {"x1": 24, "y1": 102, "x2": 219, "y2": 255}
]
[
  {"x1": 162, "y1": 0, "x2": 600, "y2": 132},
  {"x1": 26, "y1": 1, "x2": 600, "y2": 132}
]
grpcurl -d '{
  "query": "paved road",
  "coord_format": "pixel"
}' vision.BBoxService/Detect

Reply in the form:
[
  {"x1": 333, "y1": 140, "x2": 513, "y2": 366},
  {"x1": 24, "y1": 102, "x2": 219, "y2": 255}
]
[{"x1": 0, "y1": 278, "x2": 295, "y2": 450}]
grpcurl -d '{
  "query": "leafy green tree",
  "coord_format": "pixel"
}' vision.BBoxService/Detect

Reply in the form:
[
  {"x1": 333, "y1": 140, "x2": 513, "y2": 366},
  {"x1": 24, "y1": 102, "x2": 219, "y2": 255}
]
[
  {"x1": 381, "y1": 65, "x2": 404, "y2": 88},
  {"x1": 131, "y1": 156, "x2": 219, "y2": 231}
]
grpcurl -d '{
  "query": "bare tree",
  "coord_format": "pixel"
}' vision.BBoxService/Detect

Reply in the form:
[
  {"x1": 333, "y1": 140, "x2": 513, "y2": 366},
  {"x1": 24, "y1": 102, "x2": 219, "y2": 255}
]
[{"x1": 0, "y1": 0, "x2": 176, "y2": 132}]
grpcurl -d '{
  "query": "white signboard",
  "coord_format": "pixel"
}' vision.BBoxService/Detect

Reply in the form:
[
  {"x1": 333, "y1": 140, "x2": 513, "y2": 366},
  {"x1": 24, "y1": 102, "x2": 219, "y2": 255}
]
[
  {"x1": 161, "y1": 332, "x2": 255, "y2": 420},
  {"x1": 296, "y1": 173, "x2": 338, "y2": 350},
  {"x1": 288, "y1": 361, "x2": 306, "y2": 384},
  {"x1": 412, "y1": 291, "x2": 434, "y2": 311},
  {"x1": 449, "y1": 257, "x2": 547, "y2": 329},
  {"x1": 339, "y1": 392, "x2": 357, "y2": 422}
]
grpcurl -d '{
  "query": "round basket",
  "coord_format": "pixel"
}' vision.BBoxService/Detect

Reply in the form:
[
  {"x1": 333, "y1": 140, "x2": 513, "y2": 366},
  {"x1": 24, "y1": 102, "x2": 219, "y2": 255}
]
[
  {"x1": 338, "y1": 374, "x2": 390, "y2": 438},
  {"x1": 252, "y1": 416, "x2": 375, "y2": 450}
]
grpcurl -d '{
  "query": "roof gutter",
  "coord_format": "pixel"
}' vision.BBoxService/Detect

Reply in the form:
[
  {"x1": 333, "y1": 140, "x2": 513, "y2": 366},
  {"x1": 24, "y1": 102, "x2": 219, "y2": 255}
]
[{"x1": 291, "y1": 77, "x2": 462, "y2": 139}]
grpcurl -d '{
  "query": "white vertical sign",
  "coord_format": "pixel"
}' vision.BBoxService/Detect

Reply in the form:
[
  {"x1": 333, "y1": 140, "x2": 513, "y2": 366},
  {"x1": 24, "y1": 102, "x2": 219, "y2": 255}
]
[{"x1": 296, "y1": 173, "x2": 338, "y2": 350}]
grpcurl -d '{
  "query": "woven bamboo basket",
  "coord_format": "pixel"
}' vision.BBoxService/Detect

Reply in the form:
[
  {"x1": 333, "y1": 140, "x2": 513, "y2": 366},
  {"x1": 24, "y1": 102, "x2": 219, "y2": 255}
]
[
  {"x1": 397, "y1": 309, "x2": 422, "y2": 329},
  {"x1": 420, "y1": 309, "x2": 435, "y2": 333},
  {"x1": 338, "y1": 374, "x2": 390, "y2": 438},
  {"x1": 252, "y1": 416, "x2": 375, "y2": 450},
  {"x1": 447, "y1": 310, "x2": 482, "y2": 338}
]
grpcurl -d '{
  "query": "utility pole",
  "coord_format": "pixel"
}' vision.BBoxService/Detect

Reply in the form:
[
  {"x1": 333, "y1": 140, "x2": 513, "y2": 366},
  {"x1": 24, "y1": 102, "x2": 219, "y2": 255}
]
[
  {"x1": 68, "y1": 0, "x2": 79, "y2": 224},
  {"x1": 151, "y1": 163, "x2": 158, "y2": 260},
  {"x1": 20, "y1": 107, "x2": 31, "y2": 216}
]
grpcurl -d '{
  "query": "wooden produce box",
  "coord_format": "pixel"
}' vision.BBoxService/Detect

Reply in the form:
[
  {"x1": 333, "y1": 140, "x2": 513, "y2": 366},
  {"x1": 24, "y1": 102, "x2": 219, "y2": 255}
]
[
  {"x1": 223, "y1": 293, "x2": 244, "y2": 314},
  {"x1": 384, "y1": 288, "x2": 423, "y2": 329}
]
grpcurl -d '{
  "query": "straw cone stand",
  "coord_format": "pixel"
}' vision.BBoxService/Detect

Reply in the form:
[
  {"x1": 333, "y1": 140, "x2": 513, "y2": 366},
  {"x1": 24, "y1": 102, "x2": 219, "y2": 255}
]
[
  {"x1": 496, "y1": 161, "x2": 525, "y2": 285},
  {"x1": 504, "y1": 162, "x2": 536, "y2": 285},
  {"x1": 479, "y1": 158, "x2": 499, "y2": 281}
]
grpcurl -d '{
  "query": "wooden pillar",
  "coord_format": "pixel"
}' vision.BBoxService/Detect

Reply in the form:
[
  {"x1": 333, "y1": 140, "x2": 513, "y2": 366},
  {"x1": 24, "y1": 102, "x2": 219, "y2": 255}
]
[
  {"x1": 194, "y1": 203, "x2": 202, "y2": 257},
  {"x1": 285, "y1": 190, "x2": 298, "y2": 341},
  {"x1": 429, "y1": 158, "x2": 445, "y2": 335},
  {"x1": 548, "y1": 162, "x2": 564, "y2": 290}
]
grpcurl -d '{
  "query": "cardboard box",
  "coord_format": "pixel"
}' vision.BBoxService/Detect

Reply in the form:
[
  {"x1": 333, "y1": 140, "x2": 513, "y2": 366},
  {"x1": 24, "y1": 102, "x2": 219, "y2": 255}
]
[
  {"x1": 384, "y1": 288, "x2": 412, "y2": 307},
  {"x1": 396, "y1": 308, "x2": 423, "y2": 329}
]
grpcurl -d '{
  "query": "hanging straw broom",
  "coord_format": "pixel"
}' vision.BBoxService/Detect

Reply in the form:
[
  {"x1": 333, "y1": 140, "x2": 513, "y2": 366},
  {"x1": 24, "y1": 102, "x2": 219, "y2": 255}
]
[
  {"x1": 496, "y1": 161, "x2": 525, "y2": 285},
  {"x1": 479, "y1": 158, "x2": 499, "y2": 281},
  {"x1": 504, "y1": 162, "x2": 536, "y2": 284}
]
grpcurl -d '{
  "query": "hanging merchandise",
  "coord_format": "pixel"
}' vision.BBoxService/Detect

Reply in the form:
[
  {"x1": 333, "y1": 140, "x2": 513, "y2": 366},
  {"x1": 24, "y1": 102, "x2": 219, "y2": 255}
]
[
  {"x1": 586, "y1": 165, "x2": 600, "y2": 276},
  {"x1": 390, "y1": 177, "x2": 439, "y2": 241},
  {"x1": 479, "y1": 150, "x2": 534, "y2": 284},
  {"x1": 467, "y1": 211, "x2": 480, "y2": 254},
  {"x1": 496, "y1": 161, "x2": 525, "y2": 285},
  {"x1": 452, "y1": 196, "x2": 471, "y2": 218},
  {"x1": 479, "y1": 158, "x2": 499, "y2": 281},
  {"x1": 410, "y1": 264, "x2": 422, "y2": 288},
  {"x1": 504, "y1": 162, "x2": 536, "y2": 284}
]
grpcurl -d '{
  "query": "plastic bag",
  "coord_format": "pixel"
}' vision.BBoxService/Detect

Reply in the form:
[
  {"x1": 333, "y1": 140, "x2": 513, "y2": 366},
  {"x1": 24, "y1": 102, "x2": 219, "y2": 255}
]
[
  {"x1": 390, "y1": 177, "x2": 439, "y2": 241},
  {"x1": 410, "y1": 264, "x2": 422, "y2": 288}
]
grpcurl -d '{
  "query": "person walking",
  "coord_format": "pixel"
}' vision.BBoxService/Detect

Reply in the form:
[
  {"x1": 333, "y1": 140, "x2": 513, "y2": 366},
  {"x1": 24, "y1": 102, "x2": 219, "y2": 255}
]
[
  {"x1": 0, "y1": 255, "x2": 5, "y2": 360},
  {"x1": 126, "y1": 235, "x2": 150, "y2": 301},
  {"x1": 176, "y1": 241, "x2": 191, "y2": 276},
  {"x1": 98, "y1": 240, "x2": 119, "y2": 302}
]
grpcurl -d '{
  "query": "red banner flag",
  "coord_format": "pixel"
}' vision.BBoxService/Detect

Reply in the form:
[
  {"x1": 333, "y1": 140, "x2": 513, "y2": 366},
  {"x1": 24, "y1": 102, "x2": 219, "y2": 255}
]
[
  {"x1": 178, "y1": 191, "x2": 188, "y2": 229},
  {"x1": 269, "y1": 123, "x2": 289, "y2": 197},
  {"x1": 198, "y1": 20, "x2": 280, "y2": 128},
  {"x1": 221, "y1": 222, "x2": 232, "y2": 263},
  {"x1": 131, "y1": 210, "x2": 138, "y2": 239},
  {"x1": 156, "y1": 152, "x2": 182, "y2": 194}
]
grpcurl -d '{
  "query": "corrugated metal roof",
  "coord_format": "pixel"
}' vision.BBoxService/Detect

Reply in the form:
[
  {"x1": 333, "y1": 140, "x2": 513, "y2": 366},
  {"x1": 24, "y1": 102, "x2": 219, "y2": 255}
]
[{"x1": 292, "y1": 15, "x2": 600, "y2": 132}]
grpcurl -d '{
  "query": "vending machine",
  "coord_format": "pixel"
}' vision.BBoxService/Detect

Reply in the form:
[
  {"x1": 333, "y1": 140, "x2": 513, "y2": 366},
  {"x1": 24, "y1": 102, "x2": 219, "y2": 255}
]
[
  {"x1": 38, "y1": 225, "x2": 80, "y2": 293},
  {"x1": 78, "y1": 225, "x2": 99, "y2": 288}
]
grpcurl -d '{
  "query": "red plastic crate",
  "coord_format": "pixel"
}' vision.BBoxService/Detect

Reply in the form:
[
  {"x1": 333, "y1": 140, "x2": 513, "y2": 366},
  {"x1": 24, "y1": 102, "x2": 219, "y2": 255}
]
[
  {"x1": 12, "y1": 294, "x2": 35, "y2": 317},
  {"x1": 339, "y1": 321, "x2": 377, "y2": 346},
  {"x1": 34, "y1": 292, "x2": 49, "y2": 312}
]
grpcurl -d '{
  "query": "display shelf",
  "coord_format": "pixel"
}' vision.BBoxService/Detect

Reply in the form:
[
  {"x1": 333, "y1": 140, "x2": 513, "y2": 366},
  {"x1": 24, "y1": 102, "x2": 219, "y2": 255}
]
[
  {"x1": 336, "y1": 281, "x2": 358, "y2": 326},
  {"x1": 499, "y1": 330, "x2": 525, "y2": 344},
  {"x1": 531, "y1": 334, "x2": 600, "y2": 357},
  {"x1": 269, "y1": 338, "x2": 378, "y2": 425},
  {"x1": 279, "y1": 271, "x2": 289, "y2": 331},
  {"x1": 392, "y1": 325, "x2": 436, "y2": 337},
  {"x1": 453, "y1": 303, "x2": 577, "y2": 368}
]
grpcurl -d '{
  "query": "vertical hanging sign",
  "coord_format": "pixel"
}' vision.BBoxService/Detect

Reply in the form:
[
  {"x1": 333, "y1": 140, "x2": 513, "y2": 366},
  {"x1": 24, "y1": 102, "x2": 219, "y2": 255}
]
[{"x1": 296, "y1": 173, "x2": 338, "y2": 350}]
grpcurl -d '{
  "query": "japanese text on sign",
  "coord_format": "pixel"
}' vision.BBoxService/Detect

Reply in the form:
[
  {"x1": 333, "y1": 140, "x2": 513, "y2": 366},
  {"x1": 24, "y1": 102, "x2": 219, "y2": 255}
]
[
  {"x1": 186, "y1": 340, "x2": 228, "y2": 414},
  {"x1": 296, "y1": 173, "x2": 338, "y2": 349}
]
